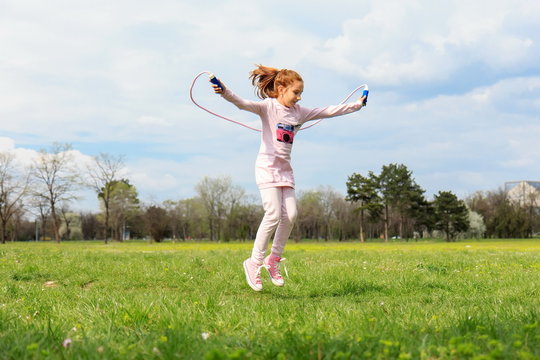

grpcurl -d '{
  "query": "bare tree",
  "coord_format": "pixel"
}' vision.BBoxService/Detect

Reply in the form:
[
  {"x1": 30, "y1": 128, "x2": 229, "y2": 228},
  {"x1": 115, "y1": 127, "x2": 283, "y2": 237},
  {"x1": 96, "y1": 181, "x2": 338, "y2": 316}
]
[
  {"x1": 297, "y1": 190, "x2": 323, "y2": 240},
  {"x1": 0, "y1": 152, "x2": 30, "y2": 244},
  {"x1": 176, "y1": 197, "x2": 207, "y2": 240},
  {"x1": 223, "y1": 184, "x2": 246, "y2": 242},
  {"x1": 30, "y1": 197, "x2": 51, "y2": 241},
  {"x1": 196, "y1": 176, "x2": 245, "y2": 241},
  {"x1": 31, "y1": 143, "x2": 79, "y2": 242},
  {"x1": 318, "y1": 186, "x2": 341, "y2": 241},
  {"x1": 60, "y1": 204, "x2": 74, "y2": 240},
  {"x1": 87, "y1": 153, "x2": 125, "y2": 242}
]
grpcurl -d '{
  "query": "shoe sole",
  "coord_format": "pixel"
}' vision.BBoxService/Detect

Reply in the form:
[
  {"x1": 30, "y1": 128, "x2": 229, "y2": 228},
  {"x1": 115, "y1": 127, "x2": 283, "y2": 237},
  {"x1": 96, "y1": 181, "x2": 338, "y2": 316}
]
[{"x1": 243, "y1": 260, "x2": 263, "y2": 292}]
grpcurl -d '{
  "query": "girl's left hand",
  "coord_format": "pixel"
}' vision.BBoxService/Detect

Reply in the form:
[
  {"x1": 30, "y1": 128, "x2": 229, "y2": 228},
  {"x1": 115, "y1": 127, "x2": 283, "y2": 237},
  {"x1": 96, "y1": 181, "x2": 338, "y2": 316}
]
[{"x1": 211, "y1": 82, "x2": 225, "y2": 94}]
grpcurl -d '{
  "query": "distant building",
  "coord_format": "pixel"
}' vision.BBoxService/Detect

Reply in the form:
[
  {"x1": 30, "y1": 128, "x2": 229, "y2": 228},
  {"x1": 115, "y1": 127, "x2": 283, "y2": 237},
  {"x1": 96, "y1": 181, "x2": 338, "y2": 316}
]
[{"x1": 505, "y1": 181, "x2": 540, "y2": 207}]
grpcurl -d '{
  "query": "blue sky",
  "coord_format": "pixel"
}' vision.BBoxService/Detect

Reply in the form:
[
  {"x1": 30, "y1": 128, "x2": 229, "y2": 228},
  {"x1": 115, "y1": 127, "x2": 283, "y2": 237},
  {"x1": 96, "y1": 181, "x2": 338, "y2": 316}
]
[{"x1": 1, "y1": 0, "x2": 540, "y2": 211}]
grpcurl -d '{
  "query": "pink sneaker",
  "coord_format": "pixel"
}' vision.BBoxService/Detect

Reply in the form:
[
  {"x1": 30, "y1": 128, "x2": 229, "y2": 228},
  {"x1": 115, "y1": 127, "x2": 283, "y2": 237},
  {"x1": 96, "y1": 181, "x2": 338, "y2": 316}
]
[
  {"x1": 264, "y1": 254, "x2": 287, "y2": 287},
  {"x1": 243, "y1": 258, "x2": 268, "y2": 292}
]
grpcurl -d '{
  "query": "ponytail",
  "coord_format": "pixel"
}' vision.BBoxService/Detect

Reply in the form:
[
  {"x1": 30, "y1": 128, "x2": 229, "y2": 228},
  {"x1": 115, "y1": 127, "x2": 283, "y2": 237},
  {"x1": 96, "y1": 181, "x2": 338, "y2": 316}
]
[{"x1": 249, "y1": 65, "x2": 303, "y2": 99}]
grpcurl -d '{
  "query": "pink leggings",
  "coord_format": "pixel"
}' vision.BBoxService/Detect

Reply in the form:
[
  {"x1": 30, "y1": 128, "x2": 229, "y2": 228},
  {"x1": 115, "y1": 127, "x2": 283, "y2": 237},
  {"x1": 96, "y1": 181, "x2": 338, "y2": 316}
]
[{"x1": 251, "y1": 186, "x2": 297, "y2": 264}]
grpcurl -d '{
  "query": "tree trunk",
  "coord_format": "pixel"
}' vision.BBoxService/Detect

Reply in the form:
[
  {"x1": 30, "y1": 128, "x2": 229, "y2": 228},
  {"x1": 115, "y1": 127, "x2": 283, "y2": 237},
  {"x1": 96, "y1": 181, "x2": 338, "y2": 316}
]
[
  {"x1": 1, "y1": 225, "x2": 6, "y2": 244},
  {"x1": 104, "y1": 202, "x2": 110, "y2": 244},
  {"x1": 208, "y1": 217, "x2": 213, "y2": 241},
  {"x1": 384, "y1": 204, "x2": 389, "y2": 242},
  {"x1": 399, "y1": 214, "x2": 404, "y2": 240},
  {"x1": 51, "y1": 207, "x2": 61, "y2": 243},
  {"x1": 0, "y1": 214, "x2": 7, "y2": 244},
  {"x1": 359, "y1": 209, "x2": 365, "y2": 243}
]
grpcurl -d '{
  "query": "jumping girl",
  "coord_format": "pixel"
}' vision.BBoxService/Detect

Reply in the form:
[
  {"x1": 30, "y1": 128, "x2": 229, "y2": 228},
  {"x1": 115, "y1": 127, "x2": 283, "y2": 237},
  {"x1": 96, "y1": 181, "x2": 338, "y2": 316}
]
[{"x1": 211, "y1": 65, "x2": 367, "y2": 291}]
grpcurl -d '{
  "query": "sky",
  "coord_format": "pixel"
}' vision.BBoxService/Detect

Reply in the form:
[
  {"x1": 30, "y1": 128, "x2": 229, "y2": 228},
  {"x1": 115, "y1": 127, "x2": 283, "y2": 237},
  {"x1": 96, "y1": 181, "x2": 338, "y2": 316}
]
[{"x1": 1, "y1": 0, "x2": 540, "y2": 211}]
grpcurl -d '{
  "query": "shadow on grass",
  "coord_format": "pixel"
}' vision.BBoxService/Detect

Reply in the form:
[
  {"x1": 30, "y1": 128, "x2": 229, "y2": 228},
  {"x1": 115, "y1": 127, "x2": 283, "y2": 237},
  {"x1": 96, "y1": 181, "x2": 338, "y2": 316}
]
[
  {"x1": 267, "y1": 280, "x2": 386, "y2": 299},
  {"x1": 310, "y1": 280, "x2": 386, "y2": 298}
]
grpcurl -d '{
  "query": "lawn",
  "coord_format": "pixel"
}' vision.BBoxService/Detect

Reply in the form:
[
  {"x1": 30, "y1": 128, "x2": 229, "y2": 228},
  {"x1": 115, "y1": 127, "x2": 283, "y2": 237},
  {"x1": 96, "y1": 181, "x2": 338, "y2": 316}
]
[{"x1": 1, "y1": 239, "x2": 539, "y2": 359}]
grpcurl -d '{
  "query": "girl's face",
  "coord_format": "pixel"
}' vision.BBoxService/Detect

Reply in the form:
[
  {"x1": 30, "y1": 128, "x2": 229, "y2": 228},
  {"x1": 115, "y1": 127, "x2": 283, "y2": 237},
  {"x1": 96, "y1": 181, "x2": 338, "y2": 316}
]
[{"x1": 277, "y1": 80, "x2": 304, "y2": 108}]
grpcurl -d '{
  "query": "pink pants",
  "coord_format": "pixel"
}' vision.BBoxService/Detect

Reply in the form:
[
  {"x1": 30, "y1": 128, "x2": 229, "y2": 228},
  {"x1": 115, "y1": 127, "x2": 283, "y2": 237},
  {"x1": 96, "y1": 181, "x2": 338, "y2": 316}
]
[{"x1": 251, "y1": 186, "x2": 297, "y2": 264}]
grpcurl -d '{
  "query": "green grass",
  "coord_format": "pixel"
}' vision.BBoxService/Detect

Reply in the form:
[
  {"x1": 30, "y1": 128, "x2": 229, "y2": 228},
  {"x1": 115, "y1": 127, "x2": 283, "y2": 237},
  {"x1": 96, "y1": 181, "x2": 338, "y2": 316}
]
[{"x1": 1, "y1": 240, "x2": 540, "y2": 359}]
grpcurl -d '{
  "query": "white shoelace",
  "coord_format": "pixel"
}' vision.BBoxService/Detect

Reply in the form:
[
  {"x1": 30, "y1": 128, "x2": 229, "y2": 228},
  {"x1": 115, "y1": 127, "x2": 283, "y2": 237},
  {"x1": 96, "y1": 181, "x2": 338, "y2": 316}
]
[
  {"x1": 255, "y1": 264, "x2": 270, "y2": 281},
  {"x1": 275, "y1": 258, "x2": 289, "y2": 278}
]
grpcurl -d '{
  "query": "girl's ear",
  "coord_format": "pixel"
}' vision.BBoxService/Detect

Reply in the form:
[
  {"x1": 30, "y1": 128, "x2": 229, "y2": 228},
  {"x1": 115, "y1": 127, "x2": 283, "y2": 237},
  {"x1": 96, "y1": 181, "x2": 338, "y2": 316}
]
[{"x1": 276, "y1": 84, "x2": 286, "y2": 96}]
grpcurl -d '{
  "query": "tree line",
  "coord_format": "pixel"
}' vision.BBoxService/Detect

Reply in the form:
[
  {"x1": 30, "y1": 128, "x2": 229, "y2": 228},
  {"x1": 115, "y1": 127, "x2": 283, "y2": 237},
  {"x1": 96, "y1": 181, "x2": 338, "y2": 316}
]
[{"x1": 1, "y1": 143, "x2": 539, "y2": 243}]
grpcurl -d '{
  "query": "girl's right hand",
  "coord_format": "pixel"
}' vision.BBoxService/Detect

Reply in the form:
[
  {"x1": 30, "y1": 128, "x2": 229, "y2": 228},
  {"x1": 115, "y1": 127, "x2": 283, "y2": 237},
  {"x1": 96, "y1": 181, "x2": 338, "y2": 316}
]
[{"x1": 359, "y1": 95, "x2": 367, "y2": 106}]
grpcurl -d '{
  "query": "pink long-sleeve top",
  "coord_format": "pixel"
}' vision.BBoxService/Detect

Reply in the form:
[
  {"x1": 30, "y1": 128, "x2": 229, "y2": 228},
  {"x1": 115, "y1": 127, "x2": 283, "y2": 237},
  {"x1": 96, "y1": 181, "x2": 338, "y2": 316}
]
[{"x1": 221, "y1": 88, "x2": 363, "y2": 190}]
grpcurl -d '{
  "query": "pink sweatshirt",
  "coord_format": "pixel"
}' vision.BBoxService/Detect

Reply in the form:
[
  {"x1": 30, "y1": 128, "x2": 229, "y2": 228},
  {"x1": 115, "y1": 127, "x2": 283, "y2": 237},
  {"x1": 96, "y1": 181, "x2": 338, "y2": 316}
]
[{"x1": 221, "y1": 88, "x2": 363, "y2": 189}]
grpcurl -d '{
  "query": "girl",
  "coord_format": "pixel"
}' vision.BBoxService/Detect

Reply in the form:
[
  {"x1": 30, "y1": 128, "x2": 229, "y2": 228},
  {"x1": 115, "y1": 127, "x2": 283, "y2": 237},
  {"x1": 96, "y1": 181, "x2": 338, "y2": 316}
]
[{"x1": 211, "y1": 65, "x2": 366, "y2": 291}]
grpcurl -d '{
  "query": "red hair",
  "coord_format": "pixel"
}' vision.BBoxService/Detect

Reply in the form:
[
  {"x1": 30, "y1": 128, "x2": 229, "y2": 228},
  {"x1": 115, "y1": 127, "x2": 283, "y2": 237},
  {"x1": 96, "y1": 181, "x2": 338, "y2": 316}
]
[{"x1": 249, "y1": 65, "x2": 303, "y2": 99}]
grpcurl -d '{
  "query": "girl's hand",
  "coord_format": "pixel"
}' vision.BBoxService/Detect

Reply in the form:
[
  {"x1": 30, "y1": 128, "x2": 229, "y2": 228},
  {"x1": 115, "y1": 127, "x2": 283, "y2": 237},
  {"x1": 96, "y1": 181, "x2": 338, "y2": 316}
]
[
  {"x1": 359, "y1": 95, "x2": 367, "y2": 106},
  {"x1": 211, "y1": 82, "x2": 225, "y2": 94}
]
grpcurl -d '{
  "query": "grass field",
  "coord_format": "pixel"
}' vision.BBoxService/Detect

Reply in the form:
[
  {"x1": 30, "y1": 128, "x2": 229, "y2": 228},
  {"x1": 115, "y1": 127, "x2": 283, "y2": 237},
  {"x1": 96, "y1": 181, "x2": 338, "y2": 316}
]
[{"x1": 1, "y1": 239, "x2": 539, "y2": 359}]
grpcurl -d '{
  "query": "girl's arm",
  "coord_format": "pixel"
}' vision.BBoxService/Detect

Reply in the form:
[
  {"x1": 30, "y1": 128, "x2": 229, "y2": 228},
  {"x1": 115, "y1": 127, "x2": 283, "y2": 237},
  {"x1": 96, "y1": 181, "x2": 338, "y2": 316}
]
[
  {"x1": 212, "y1": 81, "x2": 264, "y2": 115},
  {"x1": 300, "y1": 100, "x2": 365, "y2": 123}
]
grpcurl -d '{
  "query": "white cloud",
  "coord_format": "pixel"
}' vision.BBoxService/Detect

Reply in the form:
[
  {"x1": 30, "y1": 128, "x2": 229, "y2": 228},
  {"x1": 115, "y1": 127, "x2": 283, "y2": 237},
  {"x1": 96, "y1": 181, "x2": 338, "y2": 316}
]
[
  {"x1": 0, "y1": 0, "x2": 321, "y2": 145},
  {"x1": 0, "y1": 140, "x2": 95, "y2": 172},
  {"x1": 310, "y1": 0, "x2": 540, "y2": 85},
  {"x1": 499, "y1": 126, "x2": 540, "y2": 168},
  {"x1": 1, "y1": 0, "x2": 540, "y2": 207},
  {"x1": 0, "y1": 137, "x2": 37, "y2": 168},
  {"x1": 0, "y1": 137, "x2": 16, "y2": 151},
  {"x1": 136, "y1": 115, "x2": 172, "y2": 127},
  {"x1": 127, "y1": 150, "x2": 258, "y2": 203},
  {"x1": 293, "y1": 75, "x2": 540, "y2": 197}
]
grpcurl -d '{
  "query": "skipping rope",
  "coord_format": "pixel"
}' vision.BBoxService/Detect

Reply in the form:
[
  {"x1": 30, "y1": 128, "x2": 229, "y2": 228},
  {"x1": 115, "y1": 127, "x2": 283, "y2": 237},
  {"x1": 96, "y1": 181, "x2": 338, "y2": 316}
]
[{"x1": 189, "y1": 71, "x2": 369, "y2": 132}]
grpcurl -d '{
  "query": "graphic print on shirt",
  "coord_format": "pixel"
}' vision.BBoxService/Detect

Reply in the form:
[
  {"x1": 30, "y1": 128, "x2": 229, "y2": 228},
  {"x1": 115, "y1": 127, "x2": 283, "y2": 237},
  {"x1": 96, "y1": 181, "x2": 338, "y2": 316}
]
[{"x1": 276, "y1": 123, "x2": 295, "y2": 144}]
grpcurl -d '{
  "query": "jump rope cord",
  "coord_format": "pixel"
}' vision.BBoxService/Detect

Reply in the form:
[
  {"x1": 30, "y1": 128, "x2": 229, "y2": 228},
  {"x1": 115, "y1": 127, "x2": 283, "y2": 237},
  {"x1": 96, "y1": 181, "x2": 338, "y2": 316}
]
[
  {"x1": 189, "y1": 71, "x2": 367, "y2": 132},
  {"x1": 190, "y1": 71, "x2": 262, "y2": 132}
]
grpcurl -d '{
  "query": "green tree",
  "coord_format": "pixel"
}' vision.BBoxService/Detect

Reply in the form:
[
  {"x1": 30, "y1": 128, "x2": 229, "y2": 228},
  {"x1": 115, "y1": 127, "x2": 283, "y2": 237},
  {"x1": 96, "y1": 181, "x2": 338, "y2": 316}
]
[
  {"x1": 433, "y1": 191, "x2": 470, "y2": 241},
  {"x1": 346, "y1": 172, "x2": 382, "y2": 242},
  {"x1": 378, "y1": 164, "x2": 422, "y2": 240},
  {"x1": 466, "y1": 189, "x2": 537, "y2": 238},
  {"x1": 104, "y1": 179, "x2": 140, "y2": 241},
  {"x1": 406, "y1": 184, "x2": 433, "y2": 239},
  {"x1": 80, "y1": 212, "x2": 100, "y2": 240},
  {"x1": 466, "y1": 190, "x2": 499, "y2": 238},
  {"x1": 492, "y1": 199, "x2": 530, "y2": 238},
  {"x1": 143, "y1": 205, "x2": 169, "y2": 242}
]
